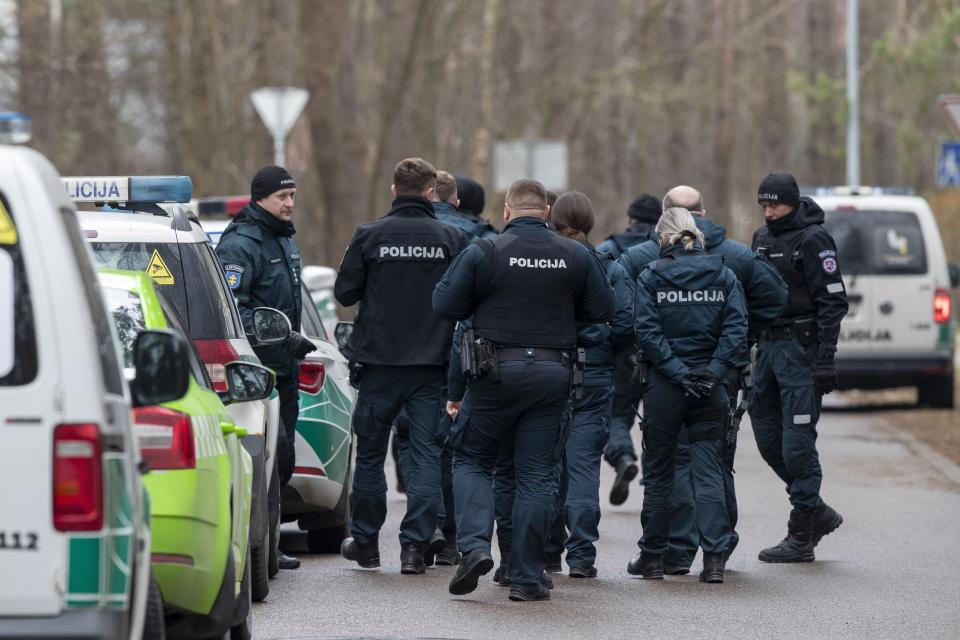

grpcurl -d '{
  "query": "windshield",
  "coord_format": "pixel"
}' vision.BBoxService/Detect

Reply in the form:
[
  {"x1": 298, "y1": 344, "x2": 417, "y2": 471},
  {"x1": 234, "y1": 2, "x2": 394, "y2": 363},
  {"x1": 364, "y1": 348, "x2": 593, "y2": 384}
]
[
  {"x1": 0, "y1": 193, "x2": 38, "y2": 385},
  {"x1": 823, "y1": 210, "x2": 927, "y2": 276}
]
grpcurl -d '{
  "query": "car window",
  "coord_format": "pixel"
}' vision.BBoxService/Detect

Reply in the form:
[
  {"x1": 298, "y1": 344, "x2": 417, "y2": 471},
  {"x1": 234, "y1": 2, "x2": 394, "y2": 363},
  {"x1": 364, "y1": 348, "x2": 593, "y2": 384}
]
[
  {"x1": 62, "y1": 209, "x2": 125, "y2": 395},
  {"x1": 101, "y1": 287, "x2": 144, "y2": 371},
  {"x1": 0, "y1": 192, "x2": 38, "y2": 386},
  {"x1": 157, "y1": 293, "x2": 212, "y2": 389},
  {"x1": 824, "y1": 210, "x2": 927, "y2": 276},
  {"x1": 300, "y1": 283, "x2": 329, "y2": 340},
  {"x1": 201, "y1": 243, "x2": 245, "y2": 337},
  {"x1": 90, "y1": 241, "x2": 189, "y2": 325},
  {"x1": 181, "y1": 242, "x2": 242, "y2": 340}
]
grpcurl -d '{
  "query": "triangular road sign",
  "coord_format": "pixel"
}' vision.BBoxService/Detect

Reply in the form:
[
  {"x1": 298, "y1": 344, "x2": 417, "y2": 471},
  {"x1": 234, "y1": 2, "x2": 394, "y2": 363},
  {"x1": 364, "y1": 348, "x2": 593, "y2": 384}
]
[{"x1": 250, "y1": 87, "x2": 309, "y2": 139}]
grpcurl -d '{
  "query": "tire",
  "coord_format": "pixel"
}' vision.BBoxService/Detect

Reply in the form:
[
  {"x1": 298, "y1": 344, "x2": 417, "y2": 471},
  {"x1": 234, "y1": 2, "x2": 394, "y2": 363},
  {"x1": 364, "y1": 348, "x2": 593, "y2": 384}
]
[
  {"x1": 268, "y1": 459, "x2": 281, "y2": 579},
  {"x1": 918, "y1": 372, "x2": 955, "y2": 409},
  {"x1": 250, "y1": 540, "x2": 269, "y2": 602},
  {"x1": 141, "y1": 571, "x2": 166, "y2": 640},
  {"x1": 230, "y1": 548, "x2": 253, "y2": 640},
  {"x1": 306, "y1": 521, "x2": 349, "y2": 554}
]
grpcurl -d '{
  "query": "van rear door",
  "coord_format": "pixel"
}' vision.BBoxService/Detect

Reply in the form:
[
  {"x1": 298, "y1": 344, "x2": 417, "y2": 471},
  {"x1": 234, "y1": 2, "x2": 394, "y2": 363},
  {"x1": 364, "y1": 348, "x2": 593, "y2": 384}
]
[
  {"x1": 825, "y1": 208, "x2": 936, "y2": 353},
  {"x1": 0, "y1": 189, "x2": 64, "y2": 616}
]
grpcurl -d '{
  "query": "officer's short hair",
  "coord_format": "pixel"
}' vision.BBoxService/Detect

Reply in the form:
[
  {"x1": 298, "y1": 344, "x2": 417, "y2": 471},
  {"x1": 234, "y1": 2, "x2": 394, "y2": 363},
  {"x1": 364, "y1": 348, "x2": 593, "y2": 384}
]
[
  {"x1": 435, "y1": 170, "x2": 458, "y2": 203},
  {"x1": 506, "y1": 179, "x2": 548, "y2": 211},
  {"x1": 394, "y1": 157, "x2": 438, "y2": 196}
]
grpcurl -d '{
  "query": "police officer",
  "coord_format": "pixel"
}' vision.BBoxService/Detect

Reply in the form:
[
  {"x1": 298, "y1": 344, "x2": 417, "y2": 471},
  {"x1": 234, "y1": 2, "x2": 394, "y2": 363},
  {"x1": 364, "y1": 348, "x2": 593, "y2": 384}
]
[
  {"x1": 596, "y1": 193, "x2": 661, "y2": 260},
  {"x1": 433, "y1": 179, "x2": 614, "y2": 602},
  {"x1": 628, "y1": 206, "x2": 747, "y2": 584},
  {"x1": 624, "y1": 185, "x2": 787, "y2": 574},
  {"x1": 216, "y1": 165, "x2": 317, "y2": 571},
  {"x1": 335, "y1": 158, "x2": 468, "y2": 575},
  {"x1": 453, "y1": 174, "x2": 498, "y2": 237},
  {"x1": 750, "y1": 171, "x2": 848, "y2": 563},
  {"x1": 549, "y1": 191, "x2": 636, "y2": 578},
  {"x1": 602, "y1": 196, "x2": 662, "y2": 506}
]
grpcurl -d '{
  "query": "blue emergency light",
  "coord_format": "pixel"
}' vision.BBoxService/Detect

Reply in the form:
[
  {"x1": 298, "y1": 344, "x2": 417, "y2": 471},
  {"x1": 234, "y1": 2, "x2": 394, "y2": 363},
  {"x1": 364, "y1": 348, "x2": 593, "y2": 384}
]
[
  {"x1": 0, "y1": 112, "x2": 32, "y2": 144},
  {"x1": 802, "y1": 185, "x2": 914, "y2": 197},
  {"x1": 62, "y1": 176, "x2": 193, "y2": 203}
]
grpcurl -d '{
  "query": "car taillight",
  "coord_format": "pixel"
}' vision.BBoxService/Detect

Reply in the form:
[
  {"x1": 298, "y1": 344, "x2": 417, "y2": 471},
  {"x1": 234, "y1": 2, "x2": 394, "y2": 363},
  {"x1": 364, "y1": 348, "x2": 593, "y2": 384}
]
[
  {"x1": 53, "y1": 424, "x2": 103, "y2": 532},
  {"x1": 299, "y1": 361, "x2": 325, "y2": 394},
  {"x1": 133, "y1": 407, "x2": 196, "y2": 470},
  {"x1": 193, "y1": 339, "x2": 240, "y2": 392},
  {"x1": 934, "y1": 289, "x2": 951, "y2": 324}
]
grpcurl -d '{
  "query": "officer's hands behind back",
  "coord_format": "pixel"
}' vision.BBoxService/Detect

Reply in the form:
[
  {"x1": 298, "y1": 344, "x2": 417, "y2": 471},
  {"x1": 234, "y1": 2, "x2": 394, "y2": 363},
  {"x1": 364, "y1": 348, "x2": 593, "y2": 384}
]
[
  {"x1": 283, "y1": 331, "x2": 318, "y2": 359},
  {"x1": 681, "y1": 367, "x2": 719, "y2": 400}
]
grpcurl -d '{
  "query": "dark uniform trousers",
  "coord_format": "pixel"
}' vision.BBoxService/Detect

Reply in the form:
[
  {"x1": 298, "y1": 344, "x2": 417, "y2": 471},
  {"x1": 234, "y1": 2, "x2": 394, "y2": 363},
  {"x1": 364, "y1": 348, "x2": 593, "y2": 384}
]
[
  {"x1": 640, "y1": 369, "x2": 733, "y2": 556},
  {"x1": 350, "y1": 365, "x2": 445, "y2": 547},
  {"x1": 749, "y1": 336, "x2": 824, "y2": 512},
  {"x1": 394, "y1": 411, "x2": 457, "y2": 540},
  {"x1": 453, "y1": 360, "x2": 570, "y2": 587},
  {"x1": 275, "y1": 374, "x2": 300, "y2": 486},
  {"x1": 666, "y1": 372, "x2": 740, "y2": 567},
  {"x1": 604, "y1": 391, "x2": 640, "y2": 465}
]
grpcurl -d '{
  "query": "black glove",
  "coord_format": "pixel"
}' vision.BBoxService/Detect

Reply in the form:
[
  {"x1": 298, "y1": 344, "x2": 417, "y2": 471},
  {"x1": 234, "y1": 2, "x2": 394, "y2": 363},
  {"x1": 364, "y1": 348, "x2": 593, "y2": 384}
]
[
  {"x1": 283, "y1": 331, "x2": 317, "y2": 359},
  {"x1": 680, "y1": 369, "x2": 717, "y2": 400},
  {"x1": 814, "y1": 345, "x2": 838, "y2": 395}
]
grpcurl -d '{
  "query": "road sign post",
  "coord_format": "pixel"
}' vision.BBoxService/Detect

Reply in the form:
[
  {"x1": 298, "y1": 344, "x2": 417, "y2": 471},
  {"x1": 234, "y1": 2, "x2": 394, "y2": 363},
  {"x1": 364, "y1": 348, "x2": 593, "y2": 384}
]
[{"x1": 250, "y1": 87, "x2": 309, "y2": 167}]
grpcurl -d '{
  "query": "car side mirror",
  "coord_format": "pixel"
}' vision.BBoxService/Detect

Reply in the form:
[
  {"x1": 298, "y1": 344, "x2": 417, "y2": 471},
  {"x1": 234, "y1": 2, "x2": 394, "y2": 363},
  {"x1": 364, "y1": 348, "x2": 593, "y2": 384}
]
[
  {"x1": 252, "y1": 307, "x2": 291, "y2": 345},
  {"x1": 219, "y1": 361, "x2": 276, "y2": 405},
  {"x1": 949, "y1": 263, "x2": 959, "y2": 289},
  {"x1": 334, "y1": 321, "x2": 353, "y2": 352},
  {"x1": 131, "y1": 330, "x2": 190, "y2": 408}
]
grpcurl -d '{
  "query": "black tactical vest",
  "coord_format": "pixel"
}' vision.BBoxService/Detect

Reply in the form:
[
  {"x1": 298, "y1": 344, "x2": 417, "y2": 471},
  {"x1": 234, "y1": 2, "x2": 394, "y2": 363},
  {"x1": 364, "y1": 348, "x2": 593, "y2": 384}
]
[
  {"x1": 473, "y1": 233, "x2": 582, "y2": 348},
  {"x1": 754, "y1": 226, "x2": 814, "y2": 320}
]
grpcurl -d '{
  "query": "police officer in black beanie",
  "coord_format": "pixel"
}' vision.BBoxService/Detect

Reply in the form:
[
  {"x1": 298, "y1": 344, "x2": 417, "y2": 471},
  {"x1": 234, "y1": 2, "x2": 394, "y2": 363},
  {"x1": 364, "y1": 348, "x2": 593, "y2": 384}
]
[
  {"x1": 596, "y1": 194, "x2": 661, "y2": 260},
  {"x1": 750, "y1": 171, "x2": 848, "y2": 563},
  {"x1": 217, "y1": 165, "x2": 317, "y2": 570}
]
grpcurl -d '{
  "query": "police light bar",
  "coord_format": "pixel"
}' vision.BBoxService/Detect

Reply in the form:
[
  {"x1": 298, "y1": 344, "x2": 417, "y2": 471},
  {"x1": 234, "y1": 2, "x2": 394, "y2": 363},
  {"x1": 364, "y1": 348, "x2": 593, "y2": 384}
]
[
  {"x1": 802, "y1": 185, "x2": 915, "y2": 197},
  {"x1": 0, "y1": 112, "x2": 32, "y2": 144},
  {"x1": 192, "y1": 195, "x2": 250, "y2": 218},
  {"x1": 62, "y1": 176, "x2": 193, "y2": 203}
]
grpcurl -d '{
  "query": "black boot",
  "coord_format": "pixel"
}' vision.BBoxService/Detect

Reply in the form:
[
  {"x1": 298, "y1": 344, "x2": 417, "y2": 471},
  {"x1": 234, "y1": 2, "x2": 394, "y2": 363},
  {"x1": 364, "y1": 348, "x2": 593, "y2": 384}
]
[
  {"x1": 610, "y1": 455, "x2": 639, "y2": 506},
  {"x1": 435, "y1": 540, "x2": 462, "y2": 566},
  {"x1": 812, "y1": 503, "x2": 843, "y2": 547},
  {"x1": 449, "y1": 550, "x2": 495, "y2": 595},
  {"x1": 341, "y1": 537, "x2": 380, "y2": 568},
  {"x1": 699, "y1": 553, "x2": 725, "y2": 584},
  {"x1": 544, "y1": 552, "x2": 563, "y2": 573},
  {"x1": 508, "y1": 582, "x2": 551, "y2": 602},
  {"x1": 400, "y1": 542, "x2": 426, "y2": 574},
  {"x1": 491, "y1": 566, "x2": 553, "y2": 588},
  {"x1": 627, "y1": 552, "x2": 663, "y2": 579},
  {"x1": 277, "y1": 551, "x2": 300, "y2": 570},
  {"x1": 423, "y1": 529, "x2": 446, "y2": 567},
  {"x1": 758, "y1": 510, "x2": 815, "y2": 563}
]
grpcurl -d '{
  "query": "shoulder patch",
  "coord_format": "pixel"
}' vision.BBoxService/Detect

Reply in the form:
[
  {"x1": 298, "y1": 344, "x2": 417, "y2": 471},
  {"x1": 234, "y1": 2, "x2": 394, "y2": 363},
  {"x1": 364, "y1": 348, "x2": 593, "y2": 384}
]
[
  {"x1": 818, "y1": 249, "x2": 836, "y2": 259},
  {"x1": 821, "y1": 256, "x2": 838, "y2": 275},
  {"x1": 223, "y1": 264, "x2": 245, "y2": 274},
  {"x1": 224, "y1": 268, "x2": 243, "y2": 289}
]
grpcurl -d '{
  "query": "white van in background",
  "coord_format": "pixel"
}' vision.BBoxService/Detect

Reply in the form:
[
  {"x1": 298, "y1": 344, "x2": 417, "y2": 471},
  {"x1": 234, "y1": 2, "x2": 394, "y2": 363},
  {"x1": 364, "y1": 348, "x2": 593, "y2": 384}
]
[{"x1": 812, "y1": 187, "x2": 958, "y2": 408}]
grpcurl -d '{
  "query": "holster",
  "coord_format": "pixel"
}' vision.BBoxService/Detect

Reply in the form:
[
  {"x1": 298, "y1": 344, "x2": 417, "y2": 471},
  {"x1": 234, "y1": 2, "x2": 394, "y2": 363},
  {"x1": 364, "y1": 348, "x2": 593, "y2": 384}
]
[
  {"x1": 571, "y1": 347, "x2": 585, "y2": 400},
  {"x1": 476, "y1": 338, "x2": 499, "y2": 382},
  {"x1": 459, "y1": 328, "x2": 481, "y2": 379}
]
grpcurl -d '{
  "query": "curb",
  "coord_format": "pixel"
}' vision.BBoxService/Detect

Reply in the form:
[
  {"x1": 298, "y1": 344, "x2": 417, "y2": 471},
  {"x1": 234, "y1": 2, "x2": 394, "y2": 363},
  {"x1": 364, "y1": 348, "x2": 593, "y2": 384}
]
[{"x1": 878, "y1": 419, "x2": 960, "y2": 488}]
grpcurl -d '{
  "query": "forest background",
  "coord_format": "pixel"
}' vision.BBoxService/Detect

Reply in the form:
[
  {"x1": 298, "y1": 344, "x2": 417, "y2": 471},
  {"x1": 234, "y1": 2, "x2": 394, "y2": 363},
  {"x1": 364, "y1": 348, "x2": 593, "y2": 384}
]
[{"x1": 4, "y1": 0, "x2": 960, "y2": 266}]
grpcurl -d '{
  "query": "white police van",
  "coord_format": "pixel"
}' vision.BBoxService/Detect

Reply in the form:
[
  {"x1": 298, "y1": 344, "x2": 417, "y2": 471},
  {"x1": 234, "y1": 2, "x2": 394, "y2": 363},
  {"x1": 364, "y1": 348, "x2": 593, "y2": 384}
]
[
  {"x1": 812, "y1": 187, "x2": 958, "y2": 408},
  {"x1": 0, "y1": 140, "x2": 160, "y2": 637}
]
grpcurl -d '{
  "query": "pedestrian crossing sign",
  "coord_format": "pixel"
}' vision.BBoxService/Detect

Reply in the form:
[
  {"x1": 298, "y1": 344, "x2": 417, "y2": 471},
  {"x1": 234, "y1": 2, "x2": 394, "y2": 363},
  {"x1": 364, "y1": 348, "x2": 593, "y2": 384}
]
[{"x1": 146, "y1": 249, "x2": 174, "y2": 285}]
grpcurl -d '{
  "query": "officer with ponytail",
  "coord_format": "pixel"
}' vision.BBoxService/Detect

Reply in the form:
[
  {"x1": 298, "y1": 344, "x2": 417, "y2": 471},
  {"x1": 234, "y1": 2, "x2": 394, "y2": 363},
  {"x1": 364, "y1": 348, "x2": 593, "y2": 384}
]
[{"x1": 627, "y1": 207, "x2": 747, "y2": 584}]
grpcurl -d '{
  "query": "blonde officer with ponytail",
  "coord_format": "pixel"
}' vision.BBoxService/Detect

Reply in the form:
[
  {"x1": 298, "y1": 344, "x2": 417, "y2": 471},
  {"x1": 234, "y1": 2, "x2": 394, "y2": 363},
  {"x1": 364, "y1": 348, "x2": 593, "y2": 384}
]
[{"x1": 626, "y1": 207, "x2": 748, "y2": 584}]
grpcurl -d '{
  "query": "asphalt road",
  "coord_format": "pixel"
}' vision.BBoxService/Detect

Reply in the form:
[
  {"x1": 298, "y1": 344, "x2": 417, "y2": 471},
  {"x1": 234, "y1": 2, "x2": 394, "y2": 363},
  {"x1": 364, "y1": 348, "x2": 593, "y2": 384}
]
[{"x1": 253, "y1": 407, "x2": 960, "y2": 640}]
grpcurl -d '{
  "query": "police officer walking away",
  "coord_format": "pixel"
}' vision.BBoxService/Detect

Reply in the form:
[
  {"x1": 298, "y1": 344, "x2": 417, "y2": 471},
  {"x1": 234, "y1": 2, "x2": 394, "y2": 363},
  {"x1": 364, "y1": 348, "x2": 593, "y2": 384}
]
[
  {"x1": 750, "y1": 172, "x2": 848, "y2": 563},
  {"x1": 335, "y1": 158, "x2": 468, "y2": 574},
  {"x1": 596, "y1": 193, "x2": 661, "y2": 260},
  {"x1": 628, "y1": 207, "x2": 747, "y2": 584},
  {"x1": 216, "y1": 165, "x2": 317, "y2": 571},
  {"x1": 433, "y1": 179, "x2": 615, "y2": 602}
]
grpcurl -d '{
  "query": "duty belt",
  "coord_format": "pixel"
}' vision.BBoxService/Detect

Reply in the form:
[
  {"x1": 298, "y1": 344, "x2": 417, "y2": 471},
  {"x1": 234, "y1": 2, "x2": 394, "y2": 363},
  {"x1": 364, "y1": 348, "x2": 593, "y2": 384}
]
[
  {"x1": 763, "y1": 317, "x2": 816, "y2": 341},
  {"x1": 497, "y1": 347, "x2": 566, "y2": 363}
]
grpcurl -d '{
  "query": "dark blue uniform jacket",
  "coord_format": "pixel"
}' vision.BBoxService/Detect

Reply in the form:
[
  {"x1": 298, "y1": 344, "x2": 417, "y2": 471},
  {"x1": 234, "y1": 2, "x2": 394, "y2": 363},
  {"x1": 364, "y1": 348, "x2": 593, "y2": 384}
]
[
  {"x1": 596, "y1": 221, "x2": 657, "y2": 260},
  {"x1": 635, "y1": 244, "x2": 748, "y2": 384},
  {"x1": 578, "y1": 251, "x2": 636, "y2": 387},
  {"x1": 622, "y1": 215, "x2": 786, "y2": 340},
  {"x1": 433, "y1": 201, "x2": 498, "y2": 240}
]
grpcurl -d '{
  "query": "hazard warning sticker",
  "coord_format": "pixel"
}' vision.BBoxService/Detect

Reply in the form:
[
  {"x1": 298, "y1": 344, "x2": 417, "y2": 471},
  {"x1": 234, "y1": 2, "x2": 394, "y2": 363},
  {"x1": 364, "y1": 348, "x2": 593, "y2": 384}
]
[
  {"x1": 146, "y1": 249, "x2": 174, "y2": 285},
  {"x1": 0, "y1": 200, "x2": 17, "y2": 245}
]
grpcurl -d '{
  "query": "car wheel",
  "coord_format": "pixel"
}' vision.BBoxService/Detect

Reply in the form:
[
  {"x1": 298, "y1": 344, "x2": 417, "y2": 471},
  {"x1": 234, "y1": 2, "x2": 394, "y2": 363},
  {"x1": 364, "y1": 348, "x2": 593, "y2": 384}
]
[
  {"x1": 230, "y1": 548, "x2": 253, "y2": 640},
  {"x1": 918, "y1": 371, "x2": 955, "y2": 409},
  {"x1": 268, "y1": 459, "x2": 281, "y2": 579},
  {"x1": 141, "y1": 570, "x2": 166, "y2": 640},
  {"x1": 306, "y1": 521, "x2": 350, "y2": 554}
]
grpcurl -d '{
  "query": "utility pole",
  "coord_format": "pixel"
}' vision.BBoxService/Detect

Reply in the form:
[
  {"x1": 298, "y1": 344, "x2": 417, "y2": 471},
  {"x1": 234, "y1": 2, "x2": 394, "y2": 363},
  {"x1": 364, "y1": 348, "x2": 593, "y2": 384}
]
[{"x1": 846, "y1": 0, "x2": 860, "y2": 187}]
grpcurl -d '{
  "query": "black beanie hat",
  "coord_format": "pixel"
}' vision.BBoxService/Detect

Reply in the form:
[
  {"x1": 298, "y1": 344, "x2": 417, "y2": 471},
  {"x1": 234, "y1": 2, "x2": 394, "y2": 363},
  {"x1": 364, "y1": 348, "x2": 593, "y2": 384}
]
[
  {"x1": 757, "y1": 172, "x2": 800, "y2": 207},
  {"x1": 251, "y1": 165, "x2": 296, "y2": 202},
  {"x1": 455, "y1": 175, "x2": 485, "y2": 216},
  {"x1": 627, "y1": 194, "x2": 661, "y2": 223}
]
